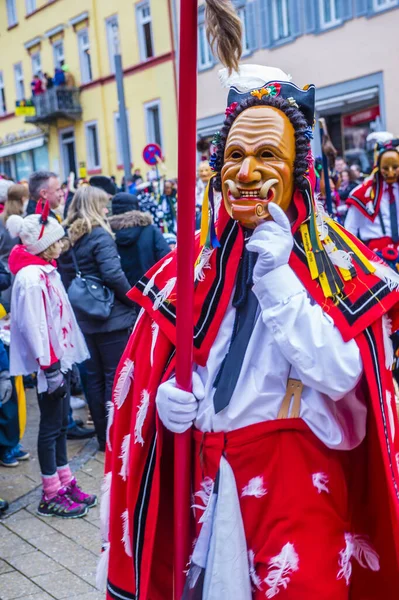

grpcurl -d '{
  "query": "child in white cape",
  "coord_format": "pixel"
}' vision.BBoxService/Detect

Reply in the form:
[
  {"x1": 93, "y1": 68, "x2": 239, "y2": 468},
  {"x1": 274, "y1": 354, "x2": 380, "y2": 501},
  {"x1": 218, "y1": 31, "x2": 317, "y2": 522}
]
[{"x1": 7, "y1": 210, "x2": 95, "y2": 518}]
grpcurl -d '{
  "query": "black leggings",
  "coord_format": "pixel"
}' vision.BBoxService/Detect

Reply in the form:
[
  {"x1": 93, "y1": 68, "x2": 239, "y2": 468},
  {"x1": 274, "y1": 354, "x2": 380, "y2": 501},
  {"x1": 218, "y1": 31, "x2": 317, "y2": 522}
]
[
  {"x1": 84, "y1": 329, "x2": 130, "y2": 446},
  {"x1": 37, "y1": 372, "x2": 70, "y2": 476}
]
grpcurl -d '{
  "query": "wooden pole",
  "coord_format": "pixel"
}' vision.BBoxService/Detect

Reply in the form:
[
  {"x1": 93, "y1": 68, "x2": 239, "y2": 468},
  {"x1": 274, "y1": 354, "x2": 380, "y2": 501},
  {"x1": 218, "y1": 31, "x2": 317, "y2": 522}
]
[{"x1": 174, "y1": 0, "x2": 198, "y2": 597}]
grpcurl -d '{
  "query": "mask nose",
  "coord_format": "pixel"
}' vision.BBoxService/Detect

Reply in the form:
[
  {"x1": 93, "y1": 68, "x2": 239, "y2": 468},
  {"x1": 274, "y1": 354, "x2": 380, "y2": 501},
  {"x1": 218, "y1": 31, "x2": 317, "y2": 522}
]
[{"x1": 237, "y1": 156, "x2": 261, "y2": 184}]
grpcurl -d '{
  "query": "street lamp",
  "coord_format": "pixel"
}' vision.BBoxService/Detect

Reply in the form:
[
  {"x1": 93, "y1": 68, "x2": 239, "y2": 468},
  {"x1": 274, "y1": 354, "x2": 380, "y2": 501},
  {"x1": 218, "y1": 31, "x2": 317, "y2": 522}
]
[{"x1": 112, "y1": 22, "x2": 131, "y2": 185}]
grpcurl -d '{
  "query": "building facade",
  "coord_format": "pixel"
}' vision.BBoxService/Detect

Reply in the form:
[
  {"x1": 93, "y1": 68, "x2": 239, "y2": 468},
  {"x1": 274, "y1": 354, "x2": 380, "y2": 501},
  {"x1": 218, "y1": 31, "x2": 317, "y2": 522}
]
[
  {"x1": 0, "y1": 0, "x2": 177, "y2": 182},
  {"x1": 196, "y1": 0, "x2": 399, "y2": 171}
]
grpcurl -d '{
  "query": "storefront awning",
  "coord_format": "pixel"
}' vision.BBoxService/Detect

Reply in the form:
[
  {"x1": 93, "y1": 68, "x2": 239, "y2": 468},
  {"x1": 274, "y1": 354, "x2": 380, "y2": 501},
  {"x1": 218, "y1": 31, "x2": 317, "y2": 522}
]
[
  {"x1": 316, "y1": 87, "x2": 379, "y2": 113},
  {"x1": 0, "y1": 135, "x2": 45, "y2": 159}
]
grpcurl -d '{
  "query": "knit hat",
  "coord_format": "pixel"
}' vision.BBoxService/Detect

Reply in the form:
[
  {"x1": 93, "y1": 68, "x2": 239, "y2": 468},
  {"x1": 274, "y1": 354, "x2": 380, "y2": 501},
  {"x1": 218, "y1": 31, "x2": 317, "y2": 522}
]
[
  {"x1": 7, "y1": 214, "x2": 65, "y2": 255},
  {"x1": 89, "y1": 176, "x2": 117, "y2": 196},
  {"x1": 112, "y1": 192, "x2": 139, "y2": 215}
]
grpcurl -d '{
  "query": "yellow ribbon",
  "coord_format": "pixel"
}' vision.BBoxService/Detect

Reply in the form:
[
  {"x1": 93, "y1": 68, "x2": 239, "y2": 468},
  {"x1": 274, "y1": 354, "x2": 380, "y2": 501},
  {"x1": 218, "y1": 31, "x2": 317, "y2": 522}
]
[
  {"x1": 15, "y1": 376, "x2": 26, "y2": 439},
  {"x1": 300, "y1": 223, "x2": 319, "y2": 280},
  {"x1": 200, "y1": 179, "x2": 212, "y2": 248}
]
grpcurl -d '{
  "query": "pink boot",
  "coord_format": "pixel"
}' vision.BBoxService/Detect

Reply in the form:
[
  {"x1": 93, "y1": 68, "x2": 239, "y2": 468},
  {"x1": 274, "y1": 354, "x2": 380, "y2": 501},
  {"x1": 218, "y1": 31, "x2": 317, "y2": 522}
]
[{"x1": 65, "y1": 478, "x2": 97, "y2": 509}]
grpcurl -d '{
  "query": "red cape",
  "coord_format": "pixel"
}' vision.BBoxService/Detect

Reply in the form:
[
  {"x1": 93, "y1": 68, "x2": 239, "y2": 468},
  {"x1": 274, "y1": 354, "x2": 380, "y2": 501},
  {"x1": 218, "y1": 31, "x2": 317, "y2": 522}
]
[
  {"x1": 347, "y1": 175, "x2": 384, "y2": 222},
  {"x1": 104, "y1": 203, "x2": 399, "y2": 600}
]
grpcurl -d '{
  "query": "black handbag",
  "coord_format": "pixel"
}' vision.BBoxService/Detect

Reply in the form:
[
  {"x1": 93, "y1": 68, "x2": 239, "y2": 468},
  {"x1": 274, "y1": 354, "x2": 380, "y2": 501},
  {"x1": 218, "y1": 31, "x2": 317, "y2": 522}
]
[{"x1": 67, "y1": 248, "x2": 114, "y2": 321}]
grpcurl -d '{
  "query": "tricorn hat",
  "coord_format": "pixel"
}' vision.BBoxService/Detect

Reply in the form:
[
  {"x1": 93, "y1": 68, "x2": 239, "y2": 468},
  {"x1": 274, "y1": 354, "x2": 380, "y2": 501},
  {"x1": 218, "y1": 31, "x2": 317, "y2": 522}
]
[{"x1": 220, "y1": 65, "x2": 315, "y2": 128}]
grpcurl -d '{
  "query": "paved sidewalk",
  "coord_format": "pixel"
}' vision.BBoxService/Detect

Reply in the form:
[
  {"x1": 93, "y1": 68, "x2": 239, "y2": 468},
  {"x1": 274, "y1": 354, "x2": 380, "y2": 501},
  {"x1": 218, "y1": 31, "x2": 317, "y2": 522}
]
[{"x1": 0, "y1": 390, "x2": 106, "y2": 600}]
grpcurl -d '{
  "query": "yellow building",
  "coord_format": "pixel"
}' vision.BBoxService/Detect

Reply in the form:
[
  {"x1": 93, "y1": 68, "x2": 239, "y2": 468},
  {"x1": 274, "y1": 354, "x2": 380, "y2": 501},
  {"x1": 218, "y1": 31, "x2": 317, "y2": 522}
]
[{"x1": 0, "y1": 0, "x2": 178, "y2": 183}]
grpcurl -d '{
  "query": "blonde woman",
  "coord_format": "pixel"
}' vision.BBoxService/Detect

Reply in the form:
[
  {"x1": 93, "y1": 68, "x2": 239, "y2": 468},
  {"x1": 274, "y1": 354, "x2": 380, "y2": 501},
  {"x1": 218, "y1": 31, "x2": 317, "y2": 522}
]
[{"x1": 60, "y1": 186, "x2": 136, "y2": 451}]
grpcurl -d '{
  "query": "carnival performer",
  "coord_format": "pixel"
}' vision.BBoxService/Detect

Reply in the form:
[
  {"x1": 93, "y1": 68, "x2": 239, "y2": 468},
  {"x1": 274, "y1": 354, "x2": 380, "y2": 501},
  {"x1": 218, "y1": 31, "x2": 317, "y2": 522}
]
[
  {"x1": 345, "y1": 132, "x2": 399, "y2": 268},
  {"x1": 101, "y1": 4, "x2": 399, "y2": 600},
  {"x1": 7, "y1": 209, "x2": 96, "y2": 518},
  {"x1": 196, "y1": 161, "x2": 213, "y2": 205}
]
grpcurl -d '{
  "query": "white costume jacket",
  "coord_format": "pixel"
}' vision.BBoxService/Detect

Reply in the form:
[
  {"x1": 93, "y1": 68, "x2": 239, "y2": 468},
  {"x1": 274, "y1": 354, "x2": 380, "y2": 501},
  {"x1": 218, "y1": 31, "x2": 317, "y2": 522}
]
[{"x1": 10, "y1": 251, "x2": 89, "y2": 392}]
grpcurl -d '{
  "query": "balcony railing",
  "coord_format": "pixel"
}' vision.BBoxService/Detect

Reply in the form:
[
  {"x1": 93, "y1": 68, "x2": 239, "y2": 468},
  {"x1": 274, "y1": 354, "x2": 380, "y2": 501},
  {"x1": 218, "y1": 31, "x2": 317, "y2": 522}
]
[{"x1": 25, "y1": 88, "x2": 82, "y2": 124}]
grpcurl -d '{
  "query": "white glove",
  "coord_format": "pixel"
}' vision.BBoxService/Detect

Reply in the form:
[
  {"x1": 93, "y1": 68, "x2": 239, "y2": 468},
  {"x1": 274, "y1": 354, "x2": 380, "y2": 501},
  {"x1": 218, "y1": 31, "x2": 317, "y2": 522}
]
[
  {"x1": 246, "y1": 202, "x2": 293, "y2": 284},
  {"x1": 155, "y1": 372, "x2": 205, "y2": 433}
]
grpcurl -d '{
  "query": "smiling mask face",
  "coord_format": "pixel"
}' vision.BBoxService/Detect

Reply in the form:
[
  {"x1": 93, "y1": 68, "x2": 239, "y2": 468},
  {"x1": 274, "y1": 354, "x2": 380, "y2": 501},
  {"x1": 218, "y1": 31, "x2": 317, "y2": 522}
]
[
  {"x1": 379, "y1": 150, "x2": 399, "y2": 185},
  {"x1": 198, "y1": 161, "x2": 213, "y2": 183},
  {"x1": 221, "y1": 105, "x2": 296, "y2": 228}
]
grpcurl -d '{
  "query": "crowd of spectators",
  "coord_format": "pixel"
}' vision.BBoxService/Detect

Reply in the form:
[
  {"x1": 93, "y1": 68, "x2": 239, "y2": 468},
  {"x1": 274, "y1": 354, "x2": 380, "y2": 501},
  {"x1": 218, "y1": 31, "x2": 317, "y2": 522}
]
[{"x1": 0, "y1": 168, "x2": 173, "y2": 516}]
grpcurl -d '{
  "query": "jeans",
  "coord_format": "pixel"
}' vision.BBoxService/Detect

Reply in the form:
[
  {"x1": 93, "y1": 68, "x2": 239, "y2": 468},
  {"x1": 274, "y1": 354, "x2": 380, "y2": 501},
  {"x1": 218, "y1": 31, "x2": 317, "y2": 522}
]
[
  {"x1": 77, "y1": 361, "x2": 89, "y2": 400},
  {"x1": 0, "y1": 381, "x2": 19, "y2": 451},
  {"x1": 84, "y1": 329, "x2": 130, "y2": 446},
  {"x1": 37, "y1": 372, "x2": 70, "y2": 476}
]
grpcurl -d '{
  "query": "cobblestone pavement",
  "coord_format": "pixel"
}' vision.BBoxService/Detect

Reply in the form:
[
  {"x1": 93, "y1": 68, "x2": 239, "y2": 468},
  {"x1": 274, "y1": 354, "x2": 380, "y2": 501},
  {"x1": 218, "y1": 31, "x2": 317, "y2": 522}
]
[{"x1": 0, "y1": 389, "x2": 105, "y2": 600}]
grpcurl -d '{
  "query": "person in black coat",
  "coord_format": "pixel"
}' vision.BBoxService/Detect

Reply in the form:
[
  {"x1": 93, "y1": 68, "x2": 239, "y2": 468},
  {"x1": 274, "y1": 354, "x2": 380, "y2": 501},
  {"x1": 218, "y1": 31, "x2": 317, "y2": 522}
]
[
  {"x1": 108, "y1": 193, "x2": 170, "y2": 287},
  {"x1": 59, "y1": 186, "x2": 136, "y2": 450}
]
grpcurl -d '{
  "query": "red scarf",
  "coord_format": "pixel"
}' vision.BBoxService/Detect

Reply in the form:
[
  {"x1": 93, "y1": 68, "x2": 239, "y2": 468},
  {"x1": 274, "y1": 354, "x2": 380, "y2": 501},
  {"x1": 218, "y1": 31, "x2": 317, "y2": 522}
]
[
  {"x1": 347, "y1": 174, "x2": 385, "y2": 222},
  {"x1": 8, "y1": 245, "x2": 56, "y2": 275}
]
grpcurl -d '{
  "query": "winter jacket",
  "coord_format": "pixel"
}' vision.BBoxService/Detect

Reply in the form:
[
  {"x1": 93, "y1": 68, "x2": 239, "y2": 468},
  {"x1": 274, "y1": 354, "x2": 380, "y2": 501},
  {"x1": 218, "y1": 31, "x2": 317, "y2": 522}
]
[
  {"x1": 108, "y1": 210, "x2": 170, "y2": 286},
  {"x1": 0, "y1": 259, "x2": 11, "y2": 291},
  {"x1": 8, "y1": 245, "x2": 89, "y2": 392},
  {"x1": 0, "y1": 219, "x2": 17, "y2": 268},
  {"x1": 58, "y1": 219, "x2": 136, "y2": 335}
]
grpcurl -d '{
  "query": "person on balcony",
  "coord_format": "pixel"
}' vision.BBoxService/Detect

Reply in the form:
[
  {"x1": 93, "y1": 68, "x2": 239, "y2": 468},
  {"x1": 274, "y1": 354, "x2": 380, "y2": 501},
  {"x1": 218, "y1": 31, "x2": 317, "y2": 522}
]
[
  {"x1": 54, "y1": 68, "x2": 66, "y2": 87},
  {"x1": 31, "y1": 75, "x2": 44, "y2": 97},
  {"x1": 62, "y1": 65, "x2": 75, "y2": 88},
  {"x1": 44, "y1": 73, "x2": 54, "y2": 90}
]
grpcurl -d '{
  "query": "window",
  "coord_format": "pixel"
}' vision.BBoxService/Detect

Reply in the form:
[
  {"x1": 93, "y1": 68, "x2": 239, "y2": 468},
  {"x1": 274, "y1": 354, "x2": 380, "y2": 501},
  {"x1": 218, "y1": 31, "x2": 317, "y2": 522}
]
[
  {"x1": 53, "y1": 40, "x2": 65, "y2": 69},
  {"x1": 237, "y1": 6, "x2": 251, "y2": 55},
  {"x1": 373, "y1": 0, "x2": 397, "y2": 10},
  {"x1": 0, "y1": 73, "x2": 7, "y2": 116},
  {"x1": 106, "y1": 15, "x2": 119, "y2": 74},
  {"x1": 0, "y1": 157, "x2": 16, "y2": 180},
  {"x1": 114, "y1": 111, "x2": 132, "y2": 165},
  {"x1": 77, "y1": 29, "x2": 93, "y2": 84},
  {"x1": 85, "y1": 121, "x2": 101, "y2": 170},
  {"x1": 14, "y1": 63, "x2": 25, "y2": 101},
  {"x1": 145, "y1": 100, "x2": 163, "y2": 149},
  {"x1": 25, "y1": 0, "x2": 36, "y2": 15},
  {"x1": 31, "y1": 51, "x2": 42, "y2": 76},
  {"x1": 198, "y1": 23, "x2": 213, "y2": 70},
  {"x1": 6, "y1": 0, "x2": 18, "y2": 27},
  {"x1": 136, "y1": 1, "x2": 154, "y2": 60},
  {"x1": 59, "y1": 127, "x2": 77, "y2": 179},
  {"x1": 271, "y1": 0, "x2": 290, "y2": 41},
  {"x1": 319, "y1": 0, "x2": 341, "y2": 28}
]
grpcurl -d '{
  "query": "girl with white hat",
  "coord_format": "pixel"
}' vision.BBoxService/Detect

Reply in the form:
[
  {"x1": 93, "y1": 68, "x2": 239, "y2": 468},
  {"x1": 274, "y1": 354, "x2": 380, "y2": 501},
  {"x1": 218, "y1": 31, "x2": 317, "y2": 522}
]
[{"x1": 7, "y1": 210, "x2": 95, "y2": 518}]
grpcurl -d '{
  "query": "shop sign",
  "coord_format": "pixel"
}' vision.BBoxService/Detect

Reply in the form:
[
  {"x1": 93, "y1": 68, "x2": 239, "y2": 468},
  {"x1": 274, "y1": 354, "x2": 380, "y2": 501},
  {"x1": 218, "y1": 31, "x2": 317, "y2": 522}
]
[
  {"x1": 0, "y1": 126, "x2": 42, "y2": 147},
  {"x1": 343, "y1": 106, "x2": 380, "y2": 127},
  {"x1": 15, "y1": 99, "x2": 36, "y2": 117}
]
